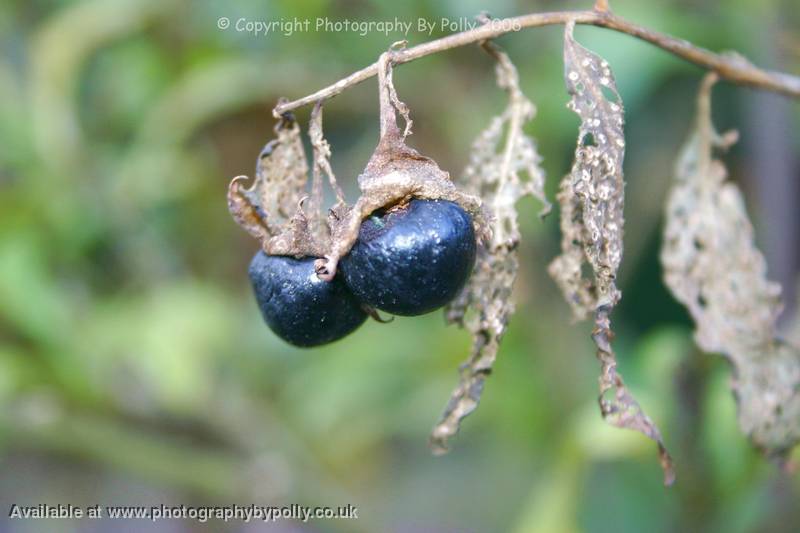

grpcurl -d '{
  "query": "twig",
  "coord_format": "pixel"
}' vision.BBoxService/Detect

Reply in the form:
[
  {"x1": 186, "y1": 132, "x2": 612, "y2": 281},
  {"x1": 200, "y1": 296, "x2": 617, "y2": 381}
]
[{"x1": 273, "y1": 9, "x2": 800, "y2": 117}]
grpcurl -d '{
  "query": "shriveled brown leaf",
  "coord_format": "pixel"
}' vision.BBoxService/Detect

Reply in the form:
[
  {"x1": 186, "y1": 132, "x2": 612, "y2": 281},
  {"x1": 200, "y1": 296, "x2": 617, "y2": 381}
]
[
  {"x1": 430, "y1": 41, "x2": 548, "y2": 453},
  {"x1": 549, "y1": 21, "x2": 626, "y2": 314},
  {"x1": 549, "y1": 22, "x2": 674, "y2": 485},
  {"x1": 227, "y1": 116, "x2": 306, "y2": 239},
  {"x1": 227, "y1": 108, "x2": 350, "y2": 259}
]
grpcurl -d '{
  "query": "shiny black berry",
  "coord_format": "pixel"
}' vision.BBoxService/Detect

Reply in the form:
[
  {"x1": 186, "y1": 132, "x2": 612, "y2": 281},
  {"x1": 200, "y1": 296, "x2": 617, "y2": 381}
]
[
  {"x1": 249, "y1": 251, "x2": 367, "y2": 347},
  {"x1": 340, "y1": 199, "x2": 476, "y2": 316}
]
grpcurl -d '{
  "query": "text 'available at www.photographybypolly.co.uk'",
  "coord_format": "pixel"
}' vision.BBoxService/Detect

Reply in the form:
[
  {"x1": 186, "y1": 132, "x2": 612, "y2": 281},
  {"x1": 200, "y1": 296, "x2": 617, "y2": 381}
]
[{"x1": 7, "y1": 503, "x2": 358, "y2": 523}]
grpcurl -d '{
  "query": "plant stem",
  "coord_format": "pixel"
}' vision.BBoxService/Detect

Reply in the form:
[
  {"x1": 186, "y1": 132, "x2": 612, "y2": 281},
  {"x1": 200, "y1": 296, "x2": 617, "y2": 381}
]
[{"x1": 273, "y1": 9, "x2": 800, "y2": 117}]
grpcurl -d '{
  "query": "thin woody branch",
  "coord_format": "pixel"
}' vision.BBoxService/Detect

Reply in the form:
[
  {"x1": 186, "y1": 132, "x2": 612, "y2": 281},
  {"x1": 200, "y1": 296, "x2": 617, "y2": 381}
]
[{"x1": 273, "y1": 9, "x2": 800, "y2": 117}]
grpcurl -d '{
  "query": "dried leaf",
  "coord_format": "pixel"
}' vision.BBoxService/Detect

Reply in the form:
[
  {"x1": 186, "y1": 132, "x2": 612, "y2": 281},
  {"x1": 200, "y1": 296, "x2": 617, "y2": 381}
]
[
  {"x1": 254, "y1": 115, "x2": 309, "y2": 229},
  {"x1": 549, "y1": 22, "x2": 626, "y2": 314},
  {"x1": 227, "y1": 109, "x2": 348, "y2": 259},
  {"x1": 430, "y1": 42, "x2": 548, "y2": 453},
  {"x1": 661, "y1": 73, "x2": 800, "y2": 459},
  {"x1": 548, "y1": 22, "x2": 674, "y2": 485},
  {"x1": 227, "y1": 116, "x2": 306, "y2": 240}
]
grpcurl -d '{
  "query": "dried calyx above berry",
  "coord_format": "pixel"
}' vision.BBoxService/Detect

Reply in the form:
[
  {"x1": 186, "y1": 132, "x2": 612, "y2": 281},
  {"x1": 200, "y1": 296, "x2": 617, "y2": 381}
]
[{"x1": 228, "y1": 45, "x2": 485, "y2": 347}]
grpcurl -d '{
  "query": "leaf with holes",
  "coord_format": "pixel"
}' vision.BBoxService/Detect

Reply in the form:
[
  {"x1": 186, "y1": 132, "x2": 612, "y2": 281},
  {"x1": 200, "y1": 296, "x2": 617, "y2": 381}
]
[
  {"x1": 549, "y1": 21, "x2": 674, "y2": 485},
  {"x1": 661, "y1": 73, "x2": 800, "y2": 460}
]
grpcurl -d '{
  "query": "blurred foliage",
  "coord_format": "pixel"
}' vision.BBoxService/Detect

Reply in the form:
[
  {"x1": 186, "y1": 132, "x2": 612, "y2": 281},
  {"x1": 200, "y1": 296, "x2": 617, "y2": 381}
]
[{"x1": 0, "y1": 0, "x2": 799, "y2": 532}]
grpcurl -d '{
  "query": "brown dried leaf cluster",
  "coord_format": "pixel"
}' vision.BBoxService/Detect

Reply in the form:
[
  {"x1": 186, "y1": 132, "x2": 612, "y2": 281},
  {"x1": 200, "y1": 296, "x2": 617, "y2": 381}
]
[
  {"x1": 548, "y1": 22, "x2": 674, "y2": 485},
  {"x1": 227, "y1": 108, "x2": 346, "y2": 259},
  {"x1": 661, "y1": 73, "x2": 800, "y2": 459},
  {"x1": 430, "y1": 42, "x2": 548, "y2": 453}
]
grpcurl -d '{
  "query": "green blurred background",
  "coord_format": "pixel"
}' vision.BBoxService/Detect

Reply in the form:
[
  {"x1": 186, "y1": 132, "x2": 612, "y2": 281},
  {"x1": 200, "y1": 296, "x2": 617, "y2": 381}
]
[{"x1": 1, "y1": 0, "x2": 799, "y2": 531}]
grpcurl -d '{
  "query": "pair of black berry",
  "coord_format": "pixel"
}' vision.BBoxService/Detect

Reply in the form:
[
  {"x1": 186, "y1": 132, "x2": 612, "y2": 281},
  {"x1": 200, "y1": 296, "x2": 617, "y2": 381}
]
[{"x1": 249, "y1": 199, "x2": 476, "y2": 347}]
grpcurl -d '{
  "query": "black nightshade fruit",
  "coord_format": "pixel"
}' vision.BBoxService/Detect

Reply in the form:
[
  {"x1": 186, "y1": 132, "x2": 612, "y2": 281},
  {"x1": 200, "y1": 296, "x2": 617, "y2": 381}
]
[
  {"x1": 249, "y1": 252, "x2": 367, "y2": 347},
  {"x1": 341, "y1": 199, "x2": 476, "y2": 316}
]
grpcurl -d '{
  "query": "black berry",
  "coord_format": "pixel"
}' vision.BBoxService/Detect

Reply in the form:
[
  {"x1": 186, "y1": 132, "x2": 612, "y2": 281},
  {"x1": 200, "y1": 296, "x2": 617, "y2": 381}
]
[
  {"x1": 340, "y1": 199, "x2": 476, "y2": 316},
  {"x1": 249, "y1": 252, "x2": 367, "y2": 347}
]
